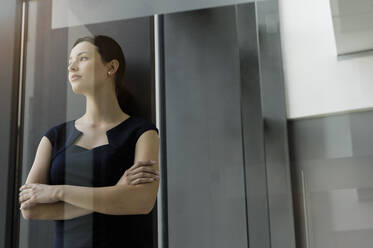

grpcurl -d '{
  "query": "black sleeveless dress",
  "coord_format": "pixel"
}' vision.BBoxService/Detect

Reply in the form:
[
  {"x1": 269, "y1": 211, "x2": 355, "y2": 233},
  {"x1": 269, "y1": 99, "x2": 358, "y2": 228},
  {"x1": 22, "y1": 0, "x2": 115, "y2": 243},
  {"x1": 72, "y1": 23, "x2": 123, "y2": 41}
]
[{"x1": 43, "y1": 116, "x2": 158, "y2": 248}]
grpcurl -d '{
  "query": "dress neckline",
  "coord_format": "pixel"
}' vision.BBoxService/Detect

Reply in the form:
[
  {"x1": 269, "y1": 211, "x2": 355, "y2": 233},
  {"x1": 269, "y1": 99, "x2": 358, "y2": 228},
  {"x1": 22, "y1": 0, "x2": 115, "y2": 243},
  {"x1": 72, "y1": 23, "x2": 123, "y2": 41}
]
[
  {"x1": 73, "y1": 115, "x2": 132, "y2": 134},
  {"x1": 71, "y1": 115, "x2": 132, "y2": 151}
]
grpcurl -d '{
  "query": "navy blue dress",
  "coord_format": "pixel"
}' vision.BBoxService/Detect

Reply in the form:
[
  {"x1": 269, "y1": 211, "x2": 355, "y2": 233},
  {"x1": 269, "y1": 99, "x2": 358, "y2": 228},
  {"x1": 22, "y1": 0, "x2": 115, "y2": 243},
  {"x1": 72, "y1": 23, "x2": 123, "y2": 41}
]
[{"x1": 43, "y1": 116, "x2": 159, "y2": 248}]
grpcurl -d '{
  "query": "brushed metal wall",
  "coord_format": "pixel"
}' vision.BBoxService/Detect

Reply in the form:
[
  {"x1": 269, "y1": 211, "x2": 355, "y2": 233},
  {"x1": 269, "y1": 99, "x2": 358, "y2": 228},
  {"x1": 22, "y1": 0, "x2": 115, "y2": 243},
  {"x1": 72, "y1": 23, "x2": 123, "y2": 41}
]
[
  {"x1": 163, "y1": 5, "x2": 250, "y2": 248},
  {"x1": 161, "y1": 2, "x2": 295, "y2": 247},
  {"x1": 256, "y1": 1, "x2": 296, "y2": 248},
  {"x1": 289, "y1": 111, "x2": 373, "y2": 248}
]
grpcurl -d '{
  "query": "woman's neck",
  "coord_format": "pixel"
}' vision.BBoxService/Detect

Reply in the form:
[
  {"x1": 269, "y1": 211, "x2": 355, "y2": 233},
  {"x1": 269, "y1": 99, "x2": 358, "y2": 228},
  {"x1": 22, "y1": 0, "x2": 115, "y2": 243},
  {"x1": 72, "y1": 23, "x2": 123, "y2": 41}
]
[{"x1": 82, "y1": 89, "x2": 128, "y2": 125}]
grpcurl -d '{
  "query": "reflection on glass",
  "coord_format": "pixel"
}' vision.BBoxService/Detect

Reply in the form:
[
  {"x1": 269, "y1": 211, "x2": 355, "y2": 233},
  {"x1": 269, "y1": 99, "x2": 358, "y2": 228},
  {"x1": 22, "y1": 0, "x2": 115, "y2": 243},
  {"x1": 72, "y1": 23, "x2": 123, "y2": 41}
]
[
  {"x1": 12, "y1": 0, "x2": 373, "y2": 248},
  {"x1": 19, "y1": 13, "x2": 159, "y2": 247}
]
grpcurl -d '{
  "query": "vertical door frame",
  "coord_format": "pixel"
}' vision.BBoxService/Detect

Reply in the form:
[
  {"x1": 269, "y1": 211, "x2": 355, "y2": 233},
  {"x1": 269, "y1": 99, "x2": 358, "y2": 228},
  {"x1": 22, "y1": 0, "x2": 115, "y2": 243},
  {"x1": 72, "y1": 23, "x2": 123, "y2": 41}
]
[
  {"x1": 2, "y1": 0, "x2": 28, "y2": 248},
  {"x1": 255, "y1": 1, "x2": 297, "y2": 248}
]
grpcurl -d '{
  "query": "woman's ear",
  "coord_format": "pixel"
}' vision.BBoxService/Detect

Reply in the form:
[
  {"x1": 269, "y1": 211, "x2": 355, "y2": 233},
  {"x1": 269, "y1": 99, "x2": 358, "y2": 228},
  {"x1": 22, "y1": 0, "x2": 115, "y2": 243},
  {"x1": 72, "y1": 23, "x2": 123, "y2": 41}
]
[{"x1": 108, "y1": 59, "x2": 120, "y2": 74}]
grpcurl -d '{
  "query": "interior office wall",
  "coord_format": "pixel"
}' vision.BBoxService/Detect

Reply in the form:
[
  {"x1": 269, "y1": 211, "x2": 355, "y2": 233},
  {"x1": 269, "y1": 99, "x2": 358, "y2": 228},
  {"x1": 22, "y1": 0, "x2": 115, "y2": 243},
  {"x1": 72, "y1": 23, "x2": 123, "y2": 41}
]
[
  {"x1": 288, "y1": 110, "x2": 373, "y2": 248},
  {"x1": 256, "y1": 1, "x2": 296, "y2": 247},
  {"x1": 279, "y1": 0, "x2": 373, "y2": 119},
  {"x1": 161, "y1": 2, "x2": 294, "y2": 246},
  {"x1": 161, "y1": 2, "x2": 295, "y2": 247},
  {"x1": 281, "y1": 1, "x2": 373, "y2": 247},
  {"x1": 236, "y1": 4, "x2": 271, "y2": 248},
  {"x1": 0, "y1": 0, "x2": 22, "y2": 247},
  {"x1": 163, "y1": 6, "x2": 249, "y2": 248},
  {"x1": 19, "y1": 0, "x2": 156, "y2": 247}
]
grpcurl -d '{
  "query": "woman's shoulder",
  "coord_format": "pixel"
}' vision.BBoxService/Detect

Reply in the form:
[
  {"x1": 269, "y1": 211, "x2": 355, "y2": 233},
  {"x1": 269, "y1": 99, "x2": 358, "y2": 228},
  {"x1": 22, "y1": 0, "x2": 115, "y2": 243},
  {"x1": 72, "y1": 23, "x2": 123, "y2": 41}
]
[
  {"x1": 44, "y1": 120, "x2": 73, "y2": 134},
  {"x1": 128, "y1": 116, "x2": 158, "y2": 144},
  {"x1": 43, "y1": 120, "x2": 74, "y2": 144},
  {"x1": 130, "y1": 116, "x2": 158, "y2": 133}
]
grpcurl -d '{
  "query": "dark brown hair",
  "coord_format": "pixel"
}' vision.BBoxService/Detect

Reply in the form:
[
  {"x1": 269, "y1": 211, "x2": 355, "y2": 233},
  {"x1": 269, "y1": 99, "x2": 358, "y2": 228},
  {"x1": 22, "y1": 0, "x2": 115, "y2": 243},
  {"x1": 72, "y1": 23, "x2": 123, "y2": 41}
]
[{"x1": 72, "y1": 35, "x2": 137, "y2": 115}]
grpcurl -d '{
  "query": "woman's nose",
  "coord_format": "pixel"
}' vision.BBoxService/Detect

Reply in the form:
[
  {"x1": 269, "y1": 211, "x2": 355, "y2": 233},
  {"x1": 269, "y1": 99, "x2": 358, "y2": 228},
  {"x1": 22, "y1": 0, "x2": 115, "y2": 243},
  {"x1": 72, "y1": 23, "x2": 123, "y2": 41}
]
[{"x1": 68, "y1": 61, "x2": 78, "y2": 72}]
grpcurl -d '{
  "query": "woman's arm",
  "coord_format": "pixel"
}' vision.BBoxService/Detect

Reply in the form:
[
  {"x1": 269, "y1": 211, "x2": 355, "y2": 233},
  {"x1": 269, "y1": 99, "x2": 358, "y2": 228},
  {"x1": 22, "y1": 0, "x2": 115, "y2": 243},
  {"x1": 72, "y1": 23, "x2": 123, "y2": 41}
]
[
  {"x1": 20, "y1": 136, "x2": 93, "y2": 220},
  {"x1": 59, "y1": 130, "x2": 159, "y2": 215},
  {"x1": 22, "y1": 202, "x2": 92, "y2": 220},
  {"x1": 21, "y1": 162, "x2": 158, "y2": 219},
  {"x1": 21, "y1": 130, "x2": 160, "y2": 215}
]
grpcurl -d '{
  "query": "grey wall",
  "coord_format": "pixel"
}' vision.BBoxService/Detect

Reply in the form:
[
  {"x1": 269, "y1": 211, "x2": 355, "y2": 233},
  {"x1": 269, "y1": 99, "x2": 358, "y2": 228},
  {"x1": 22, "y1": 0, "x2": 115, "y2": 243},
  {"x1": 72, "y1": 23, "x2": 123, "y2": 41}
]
[
  {"x1": 256, "y1": 1, "x2": 296, "y2": 248},
  {"x1": 161, "y1": 2, "x2": 295, "y2": 247},
  {"x1": 161, "y1": 4, "x2": 276, "y2": 247},
  {"x1": 163, "y1": 6, "x2": 248, "y2": 248},
  {"x1": 236, "y1": 4, "x2": 271, "y2": 248},
  {"x1": 288, "y1": 111, "x2": 373, "y2": 248}
]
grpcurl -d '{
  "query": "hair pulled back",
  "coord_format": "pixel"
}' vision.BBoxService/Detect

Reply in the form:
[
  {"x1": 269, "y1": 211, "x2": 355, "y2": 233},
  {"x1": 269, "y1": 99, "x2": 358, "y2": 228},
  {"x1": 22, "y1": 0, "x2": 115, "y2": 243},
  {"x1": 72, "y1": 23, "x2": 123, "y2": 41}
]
[{"x1": 72, "y1": 35, "x2": 136, "y2": 115}]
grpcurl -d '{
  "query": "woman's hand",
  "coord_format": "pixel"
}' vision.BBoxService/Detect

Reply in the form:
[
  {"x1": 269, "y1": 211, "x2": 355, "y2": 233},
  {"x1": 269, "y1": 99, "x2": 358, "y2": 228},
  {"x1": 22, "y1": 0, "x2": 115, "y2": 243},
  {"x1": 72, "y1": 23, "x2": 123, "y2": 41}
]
[
  {"x1": 19, "y1": 183, "x2": 60, "y2": 209},
  {"x1": 117, "y1": 160, "x2": 160, "y2": 186}
]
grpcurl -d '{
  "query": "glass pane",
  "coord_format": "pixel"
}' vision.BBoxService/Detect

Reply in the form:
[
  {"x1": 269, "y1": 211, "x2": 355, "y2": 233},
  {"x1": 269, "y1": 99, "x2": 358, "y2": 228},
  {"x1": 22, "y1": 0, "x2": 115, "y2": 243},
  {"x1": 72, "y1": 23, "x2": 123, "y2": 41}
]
[
  {"x1": 282, "y1": 0, "x2": 373, "y2": 247},
  {"x1": 19, "y1": 1, "x2": 268, "y2": 248},
  {"x1": 19, "y1": 0, "x2": 156, "y2": 247}
]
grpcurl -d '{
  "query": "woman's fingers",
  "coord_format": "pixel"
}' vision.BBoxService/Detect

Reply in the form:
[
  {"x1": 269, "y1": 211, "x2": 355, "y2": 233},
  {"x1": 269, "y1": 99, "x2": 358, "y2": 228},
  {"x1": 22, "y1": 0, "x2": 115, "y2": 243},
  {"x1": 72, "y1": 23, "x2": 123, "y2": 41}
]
[
  {"x1": 130, "y1": 172, "x2": 156, "y2": 178},
  {"x1": 116, "y1": 160, "x2": 159, "y2": 186},
  {"x1": 132, "y1": 177, "x2": 157, "y2": 185},
  {"x1": 128, "y1": 160, "x2": 156, "y2": 172},
  {"x1": 127, "y1": 166, "x2": 159, "y2": 176},
  {"x1": 126, "y1": 171, "x2": 159, "y2": 184},
  {"x1": 127, "y1": 172, "x2": 158, "y2": 180},
  {"x1": 20, "y1": 198, "x2": 35, "y2": 209},
  {"x1": 18, "y1": 193, "x2": 29, "y2": 204},
  {"x1": 18, "y1": 189, "x2": 32, "y2": 204},
  {"x1": 125, "y1": 166, "x2": 160, "y2": 185},
  {"x1": 19, "y1": 189, "x2": 35, "y2": 209}
]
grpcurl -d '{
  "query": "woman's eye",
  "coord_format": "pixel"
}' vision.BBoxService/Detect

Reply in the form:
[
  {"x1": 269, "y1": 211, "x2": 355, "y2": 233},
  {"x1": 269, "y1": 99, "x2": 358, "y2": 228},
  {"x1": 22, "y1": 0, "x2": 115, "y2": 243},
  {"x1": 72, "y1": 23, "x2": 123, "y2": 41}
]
[{"x1": 67, "y1": 56, "x2": 87, "y2": 67}]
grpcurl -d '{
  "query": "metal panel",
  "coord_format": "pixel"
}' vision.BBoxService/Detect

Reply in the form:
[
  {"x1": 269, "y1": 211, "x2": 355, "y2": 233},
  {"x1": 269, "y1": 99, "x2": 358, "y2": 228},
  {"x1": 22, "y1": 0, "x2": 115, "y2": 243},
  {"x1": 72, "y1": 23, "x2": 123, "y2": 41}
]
[
  {"x1": 236, "y1": 3, "x2": 271, "y2": 248},
  {"x1": 256, "y1": 1, "x2": 296, "y2": 248},
  {"x1": 163, "y1": 6, "x2": 249, "y2": 248},
  {"x1": 154, "y1": 15, "x2": 169, "y2": 248},
  {"x1": 289, "y1": 111, "x2": 373, "y2": 248}
]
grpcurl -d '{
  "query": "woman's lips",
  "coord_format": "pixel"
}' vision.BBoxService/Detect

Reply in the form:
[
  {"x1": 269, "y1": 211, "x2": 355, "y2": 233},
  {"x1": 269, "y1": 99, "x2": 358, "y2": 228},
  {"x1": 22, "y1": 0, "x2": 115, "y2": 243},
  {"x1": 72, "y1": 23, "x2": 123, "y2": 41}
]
[{"x1": 71, "y1": 75, "x2": 82, "y2": 81}]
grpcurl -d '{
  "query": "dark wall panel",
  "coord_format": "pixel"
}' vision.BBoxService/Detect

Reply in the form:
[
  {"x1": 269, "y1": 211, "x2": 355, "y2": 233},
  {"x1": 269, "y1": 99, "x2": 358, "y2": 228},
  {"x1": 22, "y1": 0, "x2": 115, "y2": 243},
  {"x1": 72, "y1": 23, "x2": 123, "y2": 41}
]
[
  {"x1": 256, "y1": 1, "x2": 296, "y2": 248},
  {"x1": 236, "y1": 3, "x2": 271, "y2": 248},
  {"x1": 163, "y1": 6, "x2": 251, "y2": 248}
]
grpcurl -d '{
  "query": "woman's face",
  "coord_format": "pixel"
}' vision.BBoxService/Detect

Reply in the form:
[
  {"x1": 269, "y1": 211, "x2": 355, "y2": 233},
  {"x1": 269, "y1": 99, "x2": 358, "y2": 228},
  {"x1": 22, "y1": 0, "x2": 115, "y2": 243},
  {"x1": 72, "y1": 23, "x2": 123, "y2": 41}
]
[{"x1": 68, "y1": 41, "x2": 111, "y2": 95}]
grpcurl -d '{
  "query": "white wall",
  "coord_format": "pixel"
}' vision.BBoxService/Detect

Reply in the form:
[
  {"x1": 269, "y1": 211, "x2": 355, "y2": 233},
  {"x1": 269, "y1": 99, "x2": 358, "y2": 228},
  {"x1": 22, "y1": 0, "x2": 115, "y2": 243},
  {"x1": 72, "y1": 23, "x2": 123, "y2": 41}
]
[{"x1": 279, "y1": 0, "x2": 373, "y2": 119}]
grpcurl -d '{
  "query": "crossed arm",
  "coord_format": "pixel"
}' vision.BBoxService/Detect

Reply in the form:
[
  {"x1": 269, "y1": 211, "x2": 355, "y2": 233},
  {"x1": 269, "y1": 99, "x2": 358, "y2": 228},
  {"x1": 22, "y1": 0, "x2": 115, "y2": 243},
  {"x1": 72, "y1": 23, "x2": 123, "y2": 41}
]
[{"x1": 20, "y1": 130, "x2": 159, "y2": 220}]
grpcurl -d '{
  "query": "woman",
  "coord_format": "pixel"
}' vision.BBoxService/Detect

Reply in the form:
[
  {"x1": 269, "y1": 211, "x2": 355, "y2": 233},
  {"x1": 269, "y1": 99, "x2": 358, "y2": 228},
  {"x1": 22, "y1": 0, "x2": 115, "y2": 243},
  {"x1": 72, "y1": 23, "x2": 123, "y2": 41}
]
[{"x1": 19, "y1": 35, "x2": 160, "y2": 248}]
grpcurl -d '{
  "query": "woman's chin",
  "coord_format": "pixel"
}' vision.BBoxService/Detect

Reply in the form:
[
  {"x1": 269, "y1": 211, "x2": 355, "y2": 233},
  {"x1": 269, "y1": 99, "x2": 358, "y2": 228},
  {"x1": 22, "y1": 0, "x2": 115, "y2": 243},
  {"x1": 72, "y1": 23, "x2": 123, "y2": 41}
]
[{"x1": 71, "y1": 85, "x2": 83, "y2": 94}]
